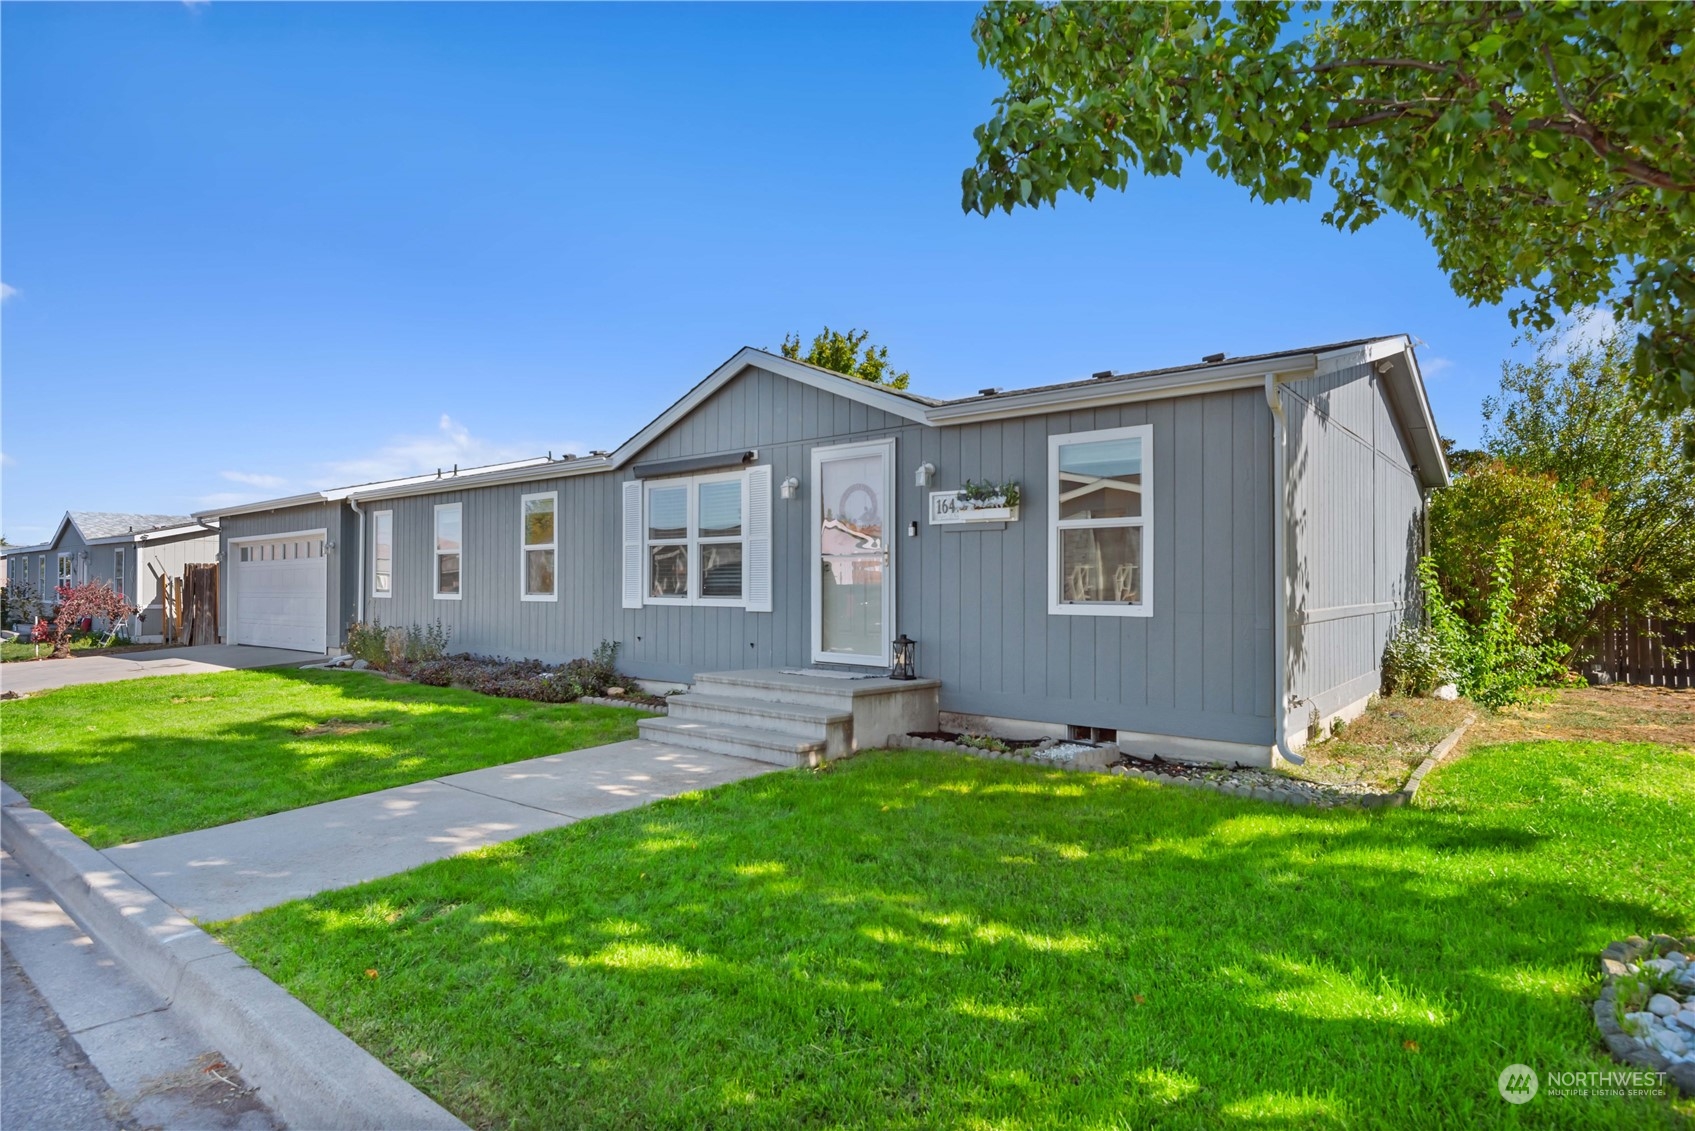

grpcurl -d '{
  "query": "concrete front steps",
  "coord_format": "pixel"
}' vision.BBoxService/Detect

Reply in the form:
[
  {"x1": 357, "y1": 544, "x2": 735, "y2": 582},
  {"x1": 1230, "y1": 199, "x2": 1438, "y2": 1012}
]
[{"x1": 639, "y1": 668, "x2": 940, "y2": 768}]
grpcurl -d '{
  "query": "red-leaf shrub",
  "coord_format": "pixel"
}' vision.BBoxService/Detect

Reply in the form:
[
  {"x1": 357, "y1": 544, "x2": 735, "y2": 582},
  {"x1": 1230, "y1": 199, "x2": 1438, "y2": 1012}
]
[{"x1": 42, "y1": 582, "x2": 138, "y2": 658}]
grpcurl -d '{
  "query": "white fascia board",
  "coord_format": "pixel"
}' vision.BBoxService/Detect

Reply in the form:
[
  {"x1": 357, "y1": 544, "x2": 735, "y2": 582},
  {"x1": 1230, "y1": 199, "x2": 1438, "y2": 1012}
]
[
  {"x1": 924, "y1": 354, "x2": 1320, "y2": 426},
  {"x1": 192, "y1": 492, "x2": 334, "y2": 522},
  {"x1": 610, "y1": 348, "x2": 934, "y2": 468},
  {"x1": 87, "y1": 523, "x2": 219, "y2": 546},
  {"x1": 1315, "y1": 335, "x2": 1410, "y2": 371},
  {"x1": 346, "y1": 457, "x2": 614, "y2": 503},
  {"x1": 1394, "y1": 346, "x2": 1451, "y2": 489}
]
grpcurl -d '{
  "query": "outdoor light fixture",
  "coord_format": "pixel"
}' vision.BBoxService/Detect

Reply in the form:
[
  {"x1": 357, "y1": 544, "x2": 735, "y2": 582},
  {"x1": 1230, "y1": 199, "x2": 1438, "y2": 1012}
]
[
  {"x1": 915, "y1": 463, "x2": 936, "y2": 487},
  {"x1": 890, "y1": 633, "x2": 917, "y2": 680},
  {"x1": 780, "y1": 476, "x2": 800, "y2": 500}
]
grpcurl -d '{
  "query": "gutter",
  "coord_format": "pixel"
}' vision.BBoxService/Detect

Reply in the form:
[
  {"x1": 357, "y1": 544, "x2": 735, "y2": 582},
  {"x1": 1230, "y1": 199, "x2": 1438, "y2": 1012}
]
[
  {"x1": 926, "y1": 353, "x2": 1319, "y2": 426},
  {"x1": 1264, "y1": 371, "x2": 1304, "y2": 767},
  {"x1": 349, "y1": 497, "x2": 365, "y2": 625}
]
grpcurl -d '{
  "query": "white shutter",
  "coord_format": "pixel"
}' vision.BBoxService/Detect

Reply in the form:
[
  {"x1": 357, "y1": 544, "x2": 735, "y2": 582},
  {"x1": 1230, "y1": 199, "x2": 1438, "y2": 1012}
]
[
  {"x1": 622, "y1": 480, "x2": 644, "y2": 609},
  {"x1": 745, "y1": 464, "x2": 773, "y2": 613}
]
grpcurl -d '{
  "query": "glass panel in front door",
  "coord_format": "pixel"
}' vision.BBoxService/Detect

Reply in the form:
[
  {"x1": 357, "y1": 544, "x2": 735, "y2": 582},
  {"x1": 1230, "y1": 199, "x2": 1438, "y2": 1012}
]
[{"x1": 819, "y1": 453, "x2": 886, "y2": 659}]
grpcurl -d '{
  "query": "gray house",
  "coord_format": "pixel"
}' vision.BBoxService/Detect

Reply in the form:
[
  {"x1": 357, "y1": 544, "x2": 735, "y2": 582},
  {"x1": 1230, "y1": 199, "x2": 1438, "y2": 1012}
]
[
  {"x1": 1, "y1": 512, "x2": 220, "y2": 640},
  {"x1": 201, "y1": 335, "x2": 1446, "y2": 767}
]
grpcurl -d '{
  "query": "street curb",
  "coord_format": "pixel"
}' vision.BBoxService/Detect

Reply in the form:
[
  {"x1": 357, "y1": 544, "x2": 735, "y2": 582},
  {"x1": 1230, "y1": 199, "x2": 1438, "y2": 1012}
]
[{"x1": 0, "y1": 783, "x2": 466, "y2": 1131}]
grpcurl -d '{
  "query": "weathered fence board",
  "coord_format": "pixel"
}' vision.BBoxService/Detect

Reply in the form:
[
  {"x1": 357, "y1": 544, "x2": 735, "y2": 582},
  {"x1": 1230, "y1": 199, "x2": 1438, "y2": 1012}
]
[{"x1": 1586, "y1": 613, "x2": 1695, "y2": 689}]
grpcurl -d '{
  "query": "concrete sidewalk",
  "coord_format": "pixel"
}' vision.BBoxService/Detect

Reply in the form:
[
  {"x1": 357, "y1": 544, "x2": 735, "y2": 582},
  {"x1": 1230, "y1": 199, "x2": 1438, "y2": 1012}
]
[
  {"x1": 1, "y1": 644, "x2": 322, "y2": 696},
  {"x1": 106, "y1": 740, "x2": 775, "y2": 922},
  {"x1": 1, "y1": 850, "x2": 282, "y2": 1130}
]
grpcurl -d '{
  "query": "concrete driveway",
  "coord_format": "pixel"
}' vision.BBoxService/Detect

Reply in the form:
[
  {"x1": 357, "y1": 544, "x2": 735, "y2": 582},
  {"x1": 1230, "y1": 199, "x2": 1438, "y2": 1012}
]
[
  {"x1": 104, "y1": 739, "x2": 774, "y2": 922},
  {"x1": 0, "y1": 644, "x2": 322, "y2": 696}
]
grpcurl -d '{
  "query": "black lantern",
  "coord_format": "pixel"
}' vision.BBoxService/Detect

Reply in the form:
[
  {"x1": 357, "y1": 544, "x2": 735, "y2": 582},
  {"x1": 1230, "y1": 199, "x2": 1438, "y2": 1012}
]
[{"x1": 890, "y1": 634, "x2": 917, "y2": 680}]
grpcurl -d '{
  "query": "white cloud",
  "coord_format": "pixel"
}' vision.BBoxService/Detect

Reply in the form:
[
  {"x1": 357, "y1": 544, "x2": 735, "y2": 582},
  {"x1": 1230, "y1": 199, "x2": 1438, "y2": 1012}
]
[
  {"x1": 0, "y1": 283, "x2": 17, "y2": 303},
  {"x1": 1420, "y1": 355, "x2": 1454, "y2": 378},
  {"x1": 1559, "y1": 306, "x2": 1620, "y2": 354},
  {"x1": 0, "y1": 451, "x2": 14, "y2": 467},
  {"x1": 196, "y1": 490, "x2": 271, "y2": 509},
  {"x1": 220, "y1": 469, "x2": 288, "y2": 489},
  {"x1": 309, "y1": 414, "x2": 583, "y2": 489}
]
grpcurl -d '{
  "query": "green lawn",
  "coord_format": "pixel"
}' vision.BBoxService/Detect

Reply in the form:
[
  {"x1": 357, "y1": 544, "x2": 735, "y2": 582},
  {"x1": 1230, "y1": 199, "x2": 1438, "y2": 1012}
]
[
  {"x1": 0, "y1": 637, "x2": 163, "y2": 662},
  {"x1": 216, "y1": 741, "x2": 1694, "y2": 1130},
  {"x1": 0, "y1": 670, "x2": 641, "y2": 846}
]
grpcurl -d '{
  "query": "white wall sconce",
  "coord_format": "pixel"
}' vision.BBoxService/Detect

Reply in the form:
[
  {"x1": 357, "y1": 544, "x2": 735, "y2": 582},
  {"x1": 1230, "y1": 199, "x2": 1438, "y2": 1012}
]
[
  {"x1": 915, "y1": 462, "x2": 936, "y2": 487},
  {"x1": 780, "y1": 476, "x2": 801, "y2": 500}
]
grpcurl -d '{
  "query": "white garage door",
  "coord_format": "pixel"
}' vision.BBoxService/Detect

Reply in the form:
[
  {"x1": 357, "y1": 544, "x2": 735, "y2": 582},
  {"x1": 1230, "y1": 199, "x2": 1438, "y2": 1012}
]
[{"x1": 234, "y1": 535, "x2": 327, "y2": 653}]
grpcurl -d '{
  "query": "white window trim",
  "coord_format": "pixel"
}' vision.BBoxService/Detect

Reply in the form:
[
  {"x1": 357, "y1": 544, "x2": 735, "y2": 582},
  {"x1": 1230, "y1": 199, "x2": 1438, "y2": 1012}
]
[
  {"x1": 113, "y1": 547, "x2": 126, "y2": 597},
  {"x1": 434, "y1": 502, "x2": 463, "y2": 601},
  {"x1": 372, "y1": 510, "x2": 394, "y2": 599},
  {"x1": 642, "y1": 470, "x2": 749, "y2": 607},
  {"x1": 57, "y1": 552, "x2": 74, "y2": 591},
  {"x1": 519, "y1": 492, "x2": 558, "y2": 602},
  {"x1": 1047, "y1": 423, "x2": 1154, "y2": 618}
]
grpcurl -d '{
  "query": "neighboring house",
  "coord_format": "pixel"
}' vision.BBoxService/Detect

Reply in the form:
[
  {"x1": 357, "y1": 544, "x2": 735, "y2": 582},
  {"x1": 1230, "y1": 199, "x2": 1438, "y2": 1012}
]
[
  {"x1": 0, "y1": 512, "x2": 219, "y2": 640},
  {"x1": 202, "y1": 335, "x2": 1446, "y2": 765},
  {"x1": 191, "y1": 460, "x2": 555, "y2": 654}
]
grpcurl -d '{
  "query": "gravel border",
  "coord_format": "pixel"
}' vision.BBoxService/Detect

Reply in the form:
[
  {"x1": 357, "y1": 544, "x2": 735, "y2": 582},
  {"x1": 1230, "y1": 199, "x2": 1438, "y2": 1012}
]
[
  {"x1": 1594, "y1": 934, "x2": 1695, "y2": 1095},
  {"x1": 894, "y1": 712, "x2": 1477, "y2": 812}
]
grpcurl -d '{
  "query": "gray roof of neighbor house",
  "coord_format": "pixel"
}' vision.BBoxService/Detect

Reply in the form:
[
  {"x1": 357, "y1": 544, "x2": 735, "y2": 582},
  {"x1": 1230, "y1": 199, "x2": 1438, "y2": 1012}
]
[{"x1": 68, "y1": 512, "x2": 198, "y2": 540}]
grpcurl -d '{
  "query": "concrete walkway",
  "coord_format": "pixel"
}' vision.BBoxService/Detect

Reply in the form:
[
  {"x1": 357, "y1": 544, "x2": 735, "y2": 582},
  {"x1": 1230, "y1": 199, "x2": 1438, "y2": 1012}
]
[
  {"x1": 1, "y1": 644, "x2": 323, "y2": 696},
  {"x1": 106, "y1": 740, "x2": 774, "y2": 922}
]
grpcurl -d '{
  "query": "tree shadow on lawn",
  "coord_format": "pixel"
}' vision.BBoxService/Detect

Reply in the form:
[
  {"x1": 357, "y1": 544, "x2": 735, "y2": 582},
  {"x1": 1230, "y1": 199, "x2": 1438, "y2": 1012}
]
[
  {"x1": 219, "y1": 747, "x2": 1695, "y2": 1130},
  {"x1": 0, "y1": 669, "x2": 639, "y2": 846}
]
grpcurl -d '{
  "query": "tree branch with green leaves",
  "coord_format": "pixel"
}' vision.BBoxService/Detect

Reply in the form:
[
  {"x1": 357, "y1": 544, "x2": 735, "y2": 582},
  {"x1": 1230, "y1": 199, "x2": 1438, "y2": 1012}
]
[{"x1": 962, "y1": 1, "x2": 1695, "y2": 413}]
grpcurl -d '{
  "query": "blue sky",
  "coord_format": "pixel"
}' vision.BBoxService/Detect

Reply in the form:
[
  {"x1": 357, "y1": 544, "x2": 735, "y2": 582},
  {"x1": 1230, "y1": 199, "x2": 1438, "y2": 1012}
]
[{"x1": 3, "y1": 2, "x2": 1527, "y2": 545}]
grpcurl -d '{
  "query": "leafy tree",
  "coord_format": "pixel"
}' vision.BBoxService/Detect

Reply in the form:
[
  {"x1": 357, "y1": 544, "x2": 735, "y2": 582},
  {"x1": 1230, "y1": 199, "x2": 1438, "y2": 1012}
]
[
  {"x1": 39, "y1": 581, "x2": 137, "y2": 658},
  {"x1": 963, "y1": 2, "x2": 1695, "y2": 412},
  {"x1": 1483, "y1": 319, "x2": 1695, "y2": 624},
  {"x1": 1427, "y1": 460, "x2": 1608, "y2": 649},
  {"x1": 780, "y1": 327, "x2": 911, "y2": 390}
]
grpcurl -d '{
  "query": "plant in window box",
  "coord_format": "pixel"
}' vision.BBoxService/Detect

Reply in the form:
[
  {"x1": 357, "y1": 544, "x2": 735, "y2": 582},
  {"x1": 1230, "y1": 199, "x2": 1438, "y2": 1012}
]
[{"x1": 955, "y1": 474, "x2": 1017, "y2": 515}]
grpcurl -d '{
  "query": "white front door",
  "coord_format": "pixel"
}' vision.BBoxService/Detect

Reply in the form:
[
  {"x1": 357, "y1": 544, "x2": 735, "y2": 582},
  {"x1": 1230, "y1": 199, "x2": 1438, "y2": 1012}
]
[
  {"x1": 810, "y1": 438, "x2": 895, "y2": 666},
  {"x1": 232, "y1": 533, "x2": 328, "y2": 653}
]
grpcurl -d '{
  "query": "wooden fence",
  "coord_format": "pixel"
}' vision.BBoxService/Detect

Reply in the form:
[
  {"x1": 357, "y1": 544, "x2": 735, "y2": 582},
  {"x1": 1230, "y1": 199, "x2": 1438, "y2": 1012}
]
[
  {"x1": 160, "y1": 563, "x2": 220, "y2": 646},
  {"x1": 1584, "y1": 613, "x2": 1695, "y2": 689}
]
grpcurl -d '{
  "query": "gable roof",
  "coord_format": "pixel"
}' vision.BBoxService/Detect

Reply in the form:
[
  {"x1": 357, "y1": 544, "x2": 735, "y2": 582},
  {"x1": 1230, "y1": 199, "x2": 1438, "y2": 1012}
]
[
  {"x1": 67, "y1": 512, "x2": 197, "y2": 540},
  {"x1": 339, "y1": 335, "x2": 1448, "y2": 502}
]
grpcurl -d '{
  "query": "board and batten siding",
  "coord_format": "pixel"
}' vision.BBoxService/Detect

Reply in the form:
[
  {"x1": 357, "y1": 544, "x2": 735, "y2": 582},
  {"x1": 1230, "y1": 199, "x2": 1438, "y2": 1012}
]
[
  {"x1": 366, "y1": 365, "x2": 1277, "y2": 747},
  {"x1": 131, "y1": 531, "x2": 220, "y2": 637},
  {"x1": 1281, "y1": 359, "x2": 1424, "y2": 731},
  {"x1": 218, "y1": 503, "x2": 351, "y2": 648}
]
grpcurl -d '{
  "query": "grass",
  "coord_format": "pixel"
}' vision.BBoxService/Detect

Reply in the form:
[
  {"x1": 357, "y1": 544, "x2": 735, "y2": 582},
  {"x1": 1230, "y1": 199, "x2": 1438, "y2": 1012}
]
[
  {"x1": 0, "y1": 636, "x2": 166, "y2": 662},
  {"x1": 0, "y1": 669, "x2": 641, "y2": 846},
  {"x1": 1292, "y1": 694, "x2": 1475, "y2": 791},
  {"x1": 216, "y1": 723, "x2": 1694, "y2": 1129}
]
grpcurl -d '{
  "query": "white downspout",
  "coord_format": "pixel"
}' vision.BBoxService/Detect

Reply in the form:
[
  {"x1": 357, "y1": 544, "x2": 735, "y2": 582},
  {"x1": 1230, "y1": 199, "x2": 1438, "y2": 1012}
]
[
  {"x1": 1265, "y1": 372, "x2": 1304, "y2": 767},
  {"x1": 349, "y1": 498, "x2": 365, "y2": 626}
]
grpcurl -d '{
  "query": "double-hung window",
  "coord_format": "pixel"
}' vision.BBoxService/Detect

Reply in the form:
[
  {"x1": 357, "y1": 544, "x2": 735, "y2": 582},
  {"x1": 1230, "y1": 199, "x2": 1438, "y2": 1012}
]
[
  {"x1": 434, "y1": 503, "x2": 462, "y2": 599},
  {"x1": 644, "y1": 473, "x2": 746, "y2": 605},
  {"x1": 57, "y1": 553, "x2": 74, "y2": 591},
  {"x1": 372, "y1": 511, "x2": 393, "y2": 598},
  {"x1": 113, "y1": 548, "x2": 126, "y2": 597},
  {"x1": 521, "y1": 492, "x2": 557, "y2": 600},
  {"x1": 1048, "y1": 424, "x2": 1152, "y2": 616}
]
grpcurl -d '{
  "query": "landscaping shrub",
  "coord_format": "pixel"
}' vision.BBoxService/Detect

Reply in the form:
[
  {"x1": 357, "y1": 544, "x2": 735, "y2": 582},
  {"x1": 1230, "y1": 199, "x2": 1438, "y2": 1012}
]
[
  {"x1": 37, "y1": 582, "x2": 137, "y2": 658},
  {"x1": 346, "y1": 620, "x2": 388, "y2": 667},
  {"x1": 344, "y1": 619, "x2": 452, "y2": 671},
  {"x1": 1392, "y1": 545, "x2": 1569, "y2": 708}
]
